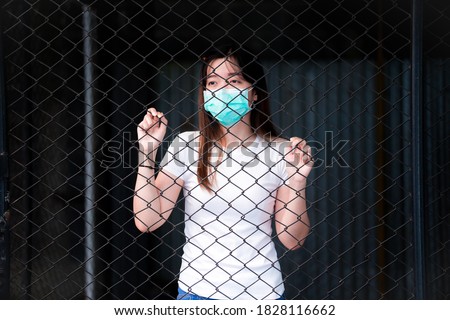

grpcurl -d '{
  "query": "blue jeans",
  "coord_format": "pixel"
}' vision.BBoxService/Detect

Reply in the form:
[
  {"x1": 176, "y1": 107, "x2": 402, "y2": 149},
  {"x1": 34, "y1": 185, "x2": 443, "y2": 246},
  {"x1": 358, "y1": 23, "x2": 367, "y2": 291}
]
[
  {"x1": 176, "y1": 288, "x2": 285, "y2": 300},
  {"x1": 176, "y1": 288, "x2": 216, "y2": 300}
]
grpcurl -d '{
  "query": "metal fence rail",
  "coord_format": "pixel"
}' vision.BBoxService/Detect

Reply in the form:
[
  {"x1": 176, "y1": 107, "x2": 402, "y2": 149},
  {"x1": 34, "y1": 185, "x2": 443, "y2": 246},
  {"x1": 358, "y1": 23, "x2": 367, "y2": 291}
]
[{"x1": 0, "y1": 0, "x2": 448, "y2": 299}]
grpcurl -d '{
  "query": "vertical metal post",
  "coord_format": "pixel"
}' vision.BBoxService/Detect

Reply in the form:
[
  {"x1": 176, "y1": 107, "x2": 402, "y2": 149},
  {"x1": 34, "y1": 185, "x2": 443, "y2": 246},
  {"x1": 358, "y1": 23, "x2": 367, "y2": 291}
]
[
  {"x1": 82, "y1": 4, "x2": 96, "y2": 300},
  {"x1": 0, "y1": 24, "x2": 11, "y2": 299},
  {"x1": 411, "y1": 0, "x2": 426, "y2": 299}
]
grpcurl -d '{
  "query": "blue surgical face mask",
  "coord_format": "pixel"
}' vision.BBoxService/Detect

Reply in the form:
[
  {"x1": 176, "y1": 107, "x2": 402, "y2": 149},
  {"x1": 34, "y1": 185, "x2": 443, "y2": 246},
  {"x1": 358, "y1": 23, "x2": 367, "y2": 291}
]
[{"x1": 203, "y1": 88, "x2": 252, "y2": 127}]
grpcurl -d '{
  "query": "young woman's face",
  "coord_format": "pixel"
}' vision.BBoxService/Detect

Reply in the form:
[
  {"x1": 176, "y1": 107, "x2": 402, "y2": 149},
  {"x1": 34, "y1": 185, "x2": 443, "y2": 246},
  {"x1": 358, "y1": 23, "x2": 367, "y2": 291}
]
[{"x1": 205, "y1": 57, "x2": 257, "y2": 104}]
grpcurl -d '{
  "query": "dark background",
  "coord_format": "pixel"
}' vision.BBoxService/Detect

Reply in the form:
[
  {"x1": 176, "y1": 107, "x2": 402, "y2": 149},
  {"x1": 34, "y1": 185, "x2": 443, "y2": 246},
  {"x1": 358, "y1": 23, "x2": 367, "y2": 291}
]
[{"x1": 1, "y1": 0, "x2": 448, "y2": 299}]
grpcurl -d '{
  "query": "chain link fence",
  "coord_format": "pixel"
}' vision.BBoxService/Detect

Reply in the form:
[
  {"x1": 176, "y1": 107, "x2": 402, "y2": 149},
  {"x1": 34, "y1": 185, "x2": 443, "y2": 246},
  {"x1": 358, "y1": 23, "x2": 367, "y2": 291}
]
[{"x1": 0, "y1": 0, "x2": 448, "y2": 299}]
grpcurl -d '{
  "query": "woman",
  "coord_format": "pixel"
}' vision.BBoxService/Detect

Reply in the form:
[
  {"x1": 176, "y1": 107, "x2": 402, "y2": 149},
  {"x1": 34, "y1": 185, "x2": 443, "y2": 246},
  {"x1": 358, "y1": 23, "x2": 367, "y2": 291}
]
[{"x1": 134, "y1": 44, "x2": 313, "y2": 300}]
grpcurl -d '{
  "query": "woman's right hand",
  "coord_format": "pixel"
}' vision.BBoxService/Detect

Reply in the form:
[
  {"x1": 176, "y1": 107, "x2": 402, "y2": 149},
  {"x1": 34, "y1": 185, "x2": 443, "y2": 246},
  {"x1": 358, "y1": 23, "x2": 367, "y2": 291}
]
[{"x1": 137, "y1": 107, "x2": 168, "y2": 154}]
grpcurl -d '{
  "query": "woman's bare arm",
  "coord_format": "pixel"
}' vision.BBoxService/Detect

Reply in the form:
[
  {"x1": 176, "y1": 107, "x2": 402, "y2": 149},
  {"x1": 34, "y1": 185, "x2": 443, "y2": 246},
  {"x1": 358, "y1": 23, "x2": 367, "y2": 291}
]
[{"x1": 133, "y1": 107, "x2": 183, "y2": 232}]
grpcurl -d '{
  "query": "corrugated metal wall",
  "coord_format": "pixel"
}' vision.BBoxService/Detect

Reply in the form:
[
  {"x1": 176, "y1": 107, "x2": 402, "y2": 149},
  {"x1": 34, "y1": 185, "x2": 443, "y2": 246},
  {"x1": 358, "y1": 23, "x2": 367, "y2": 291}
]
[{"x1": 153, "y1": 57, "x2": 414, "y2": 298}]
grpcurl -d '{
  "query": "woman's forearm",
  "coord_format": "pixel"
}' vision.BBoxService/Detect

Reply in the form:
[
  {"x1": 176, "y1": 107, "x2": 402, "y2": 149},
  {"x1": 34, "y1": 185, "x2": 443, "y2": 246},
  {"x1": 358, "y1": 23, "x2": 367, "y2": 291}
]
[
  {"x1": 133, "y1": 151, "x2": 166, "y2": 232},
  {"x1": 276, "y1": 181, "x2": 311, "y2": 250}
]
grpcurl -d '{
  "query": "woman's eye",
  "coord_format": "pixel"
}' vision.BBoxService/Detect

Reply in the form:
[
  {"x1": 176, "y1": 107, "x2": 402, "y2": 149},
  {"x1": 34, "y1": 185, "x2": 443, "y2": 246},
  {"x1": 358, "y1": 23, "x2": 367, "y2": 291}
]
[{"x1": 207, "y1": 81, "x2": 216, "y2": 86}]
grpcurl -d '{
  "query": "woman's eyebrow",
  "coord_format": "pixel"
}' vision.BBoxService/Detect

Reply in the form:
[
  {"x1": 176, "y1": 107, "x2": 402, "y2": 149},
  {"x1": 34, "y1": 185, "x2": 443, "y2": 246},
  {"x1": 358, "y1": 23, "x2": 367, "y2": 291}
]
[
  {"x1": 227, "y1": 71, "x2": 242, "y2": 77},
  {"x1": 207, "y1": 72, "x2": 242, "y2": 79}
]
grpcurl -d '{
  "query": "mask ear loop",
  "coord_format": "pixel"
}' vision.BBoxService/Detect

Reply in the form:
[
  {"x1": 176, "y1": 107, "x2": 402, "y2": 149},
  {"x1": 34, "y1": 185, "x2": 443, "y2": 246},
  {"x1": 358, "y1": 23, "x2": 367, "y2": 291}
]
[{"x1": 248, "y1": 87, "x2": 257, "y2": 109}]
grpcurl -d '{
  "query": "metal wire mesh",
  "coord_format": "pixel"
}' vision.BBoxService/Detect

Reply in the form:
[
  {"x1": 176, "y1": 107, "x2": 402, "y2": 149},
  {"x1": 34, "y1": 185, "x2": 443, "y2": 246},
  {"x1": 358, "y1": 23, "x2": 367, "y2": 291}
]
[{"x1": 0, "y1": 0, "x2": 448, "y2": 299}]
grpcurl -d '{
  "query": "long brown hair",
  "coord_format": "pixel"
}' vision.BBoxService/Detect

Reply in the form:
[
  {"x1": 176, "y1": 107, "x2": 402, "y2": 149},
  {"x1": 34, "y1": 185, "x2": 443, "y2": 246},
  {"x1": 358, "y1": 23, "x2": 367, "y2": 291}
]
[{"x1": 197, "y1": 43, "x2": 278, "y2": 189}]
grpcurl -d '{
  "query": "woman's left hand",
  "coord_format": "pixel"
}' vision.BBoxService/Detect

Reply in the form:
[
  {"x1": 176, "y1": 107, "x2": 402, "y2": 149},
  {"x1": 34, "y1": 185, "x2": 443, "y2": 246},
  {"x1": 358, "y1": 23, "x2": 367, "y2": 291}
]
[{"x1": 284, "y1": 137, "x2": 314, "y2": 183}]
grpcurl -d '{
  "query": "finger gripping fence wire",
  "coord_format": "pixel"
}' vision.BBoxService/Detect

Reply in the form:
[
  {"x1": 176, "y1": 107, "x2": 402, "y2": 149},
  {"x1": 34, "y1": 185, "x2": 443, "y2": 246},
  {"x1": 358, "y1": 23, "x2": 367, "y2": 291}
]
[{"x1": 1, "y1": 0, "x2": 449, "y2": 299}]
